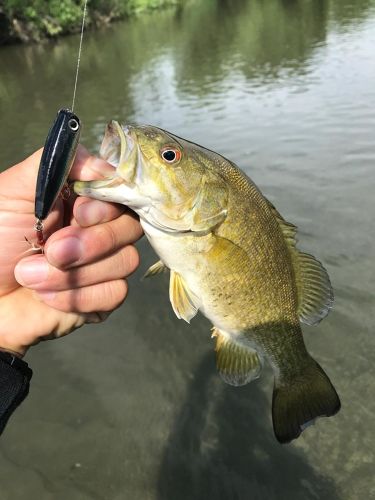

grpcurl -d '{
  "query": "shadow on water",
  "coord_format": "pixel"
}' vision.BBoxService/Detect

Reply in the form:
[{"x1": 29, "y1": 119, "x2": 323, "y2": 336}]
[{"x1": 157, "y1": 352, "x2": 340, "y2": 500}]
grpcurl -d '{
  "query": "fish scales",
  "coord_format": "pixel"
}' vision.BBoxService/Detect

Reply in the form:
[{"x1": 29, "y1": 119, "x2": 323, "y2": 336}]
[
  {"x1": 200, "y1": 154, "x2": 308, "y2": 375},
  {"x1": 74, "y1": 122, "x2": 340, "y2": 443}
]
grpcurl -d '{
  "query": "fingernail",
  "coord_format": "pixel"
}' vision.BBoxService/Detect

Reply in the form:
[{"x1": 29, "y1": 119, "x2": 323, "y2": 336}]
[
  {"x1": 48, "y1": 236, "x2": 83, "y2": 267},
  {"x1": 15, "y1": 258, "x2": 49, "y2": 286},
  {"x1": 76, "y1": 200, "x2": 107, "y2": 226}
]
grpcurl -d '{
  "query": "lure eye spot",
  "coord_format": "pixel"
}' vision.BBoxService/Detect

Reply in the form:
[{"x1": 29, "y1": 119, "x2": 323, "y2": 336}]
[
  {"x1": 161, "y1": 147, "x2": 181, "y2": 164},
  {"x1": 68, "y1": 118, "x2": 80, "y2": 132}
]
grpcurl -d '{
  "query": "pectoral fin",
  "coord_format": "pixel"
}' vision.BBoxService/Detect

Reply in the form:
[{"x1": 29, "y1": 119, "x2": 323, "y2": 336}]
[
  {"x1": 143, "y1": 260, "x2": 168, "y2": 279},
  {"x1": 213, "y1": 328, "x2": 262, "y2": 386},
  {"x1": 169, "y1": 271, "x2": 200, "y2": 323}
]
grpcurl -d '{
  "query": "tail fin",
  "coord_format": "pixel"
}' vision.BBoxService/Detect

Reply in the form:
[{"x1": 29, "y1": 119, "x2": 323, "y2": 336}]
[{"x1": 272, "y1": 357, "x2": 340, "y2": 443}]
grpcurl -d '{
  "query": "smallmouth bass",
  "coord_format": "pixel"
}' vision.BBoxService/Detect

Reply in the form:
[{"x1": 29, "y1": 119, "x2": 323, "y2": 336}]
[{"x1": 74, "y1": 122, "x2": 340, "y2": 443}]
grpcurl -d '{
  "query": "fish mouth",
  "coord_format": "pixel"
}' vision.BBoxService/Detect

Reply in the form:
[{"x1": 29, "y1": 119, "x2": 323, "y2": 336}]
[
  {"x1": 100, "y1": 121, "x2": 138, "y2": 185},
  {"x1": 74, "y1": 121, "x2": 149, "y2": 208},
  {"x1": 74, "y1": 176, "x2": 124, "y2": 200}
]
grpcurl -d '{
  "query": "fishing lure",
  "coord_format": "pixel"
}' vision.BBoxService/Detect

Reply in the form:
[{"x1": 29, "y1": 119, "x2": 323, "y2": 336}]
[
  {"x1": 34, "y1": 108, "x2": 81, "y2": 246},
  {"x1": 32, "y1": 0, "x2": 87, "y2": 248}
]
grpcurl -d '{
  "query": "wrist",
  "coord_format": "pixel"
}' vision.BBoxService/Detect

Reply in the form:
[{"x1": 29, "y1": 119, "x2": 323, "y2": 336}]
[
  {"x1": 0, "y1": 290, "x2": 34, "y2": 358},
  {"x1": 0, "y1": 345, "x2": 27, "y2": 358}
]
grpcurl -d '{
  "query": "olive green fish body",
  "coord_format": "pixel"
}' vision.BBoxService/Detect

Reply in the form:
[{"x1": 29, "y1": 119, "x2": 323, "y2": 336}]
[
  {"x1": 74, "y1": 122, "x2": 340, "y2": 443},
  {"x1": 142, "y1": 157, "x2": 309, "y2": 380},
  {"x1": 212, "y1": 159, "x2": 305, "y2": 368}
]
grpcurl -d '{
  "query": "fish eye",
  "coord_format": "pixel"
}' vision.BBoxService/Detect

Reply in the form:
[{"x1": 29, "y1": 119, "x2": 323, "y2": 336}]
[
  {"x1": 161, "y1": 147, "x2": 181, "y2": 164},
  {"x1": 68, "y1": 118, "x2": 80, "y2": 132}
]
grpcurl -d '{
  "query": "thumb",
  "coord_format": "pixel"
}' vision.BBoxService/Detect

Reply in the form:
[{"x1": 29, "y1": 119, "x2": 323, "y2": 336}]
[{"x1": 69, "y1": 145, "x2": 116, "y2": 181}]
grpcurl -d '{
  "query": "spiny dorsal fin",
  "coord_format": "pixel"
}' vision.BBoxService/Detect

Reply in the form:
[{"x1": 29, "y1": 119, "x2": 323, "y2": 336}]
[
  {"x1": 265, "y1": 199, "x2": 298, "y2": 245},
  {"x1": 266, "y1": 199, "x2": 333, "y2": 326},
  {"x1": 169, "y1": 271, "x2": 200, "y2": 323},
  {"x1": 213, "y1": 328, "x2": 262, "y2": 386},
  {"x1": 143, "y1": 260, "x2": 168, "y2": 279}
]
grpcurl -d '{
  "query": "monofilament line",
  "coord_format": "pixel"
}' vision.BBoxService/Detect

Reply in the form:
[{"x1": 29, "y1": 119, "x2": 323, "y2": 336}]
[{"x1": 71, "y1": 0, "x2": 88, "y2": 112}]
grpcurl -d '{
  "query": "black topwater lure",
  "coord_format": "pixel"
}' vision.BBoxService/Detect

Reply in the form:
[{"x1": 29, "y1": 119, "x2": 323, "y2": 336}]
[{"x1": 34, "y1": 108, "x2": 81, "y2": 246}]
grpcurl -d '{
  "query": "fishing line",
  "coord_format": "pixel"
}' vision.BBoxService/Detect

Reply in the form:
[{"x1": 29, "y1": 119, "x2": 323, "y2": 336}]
[
  {"x1": 33, "y1": 2, "x2": 86, "y2": 248},
  {"x1": 71, "y1": 0, "x2": 88, "y2": 112}
]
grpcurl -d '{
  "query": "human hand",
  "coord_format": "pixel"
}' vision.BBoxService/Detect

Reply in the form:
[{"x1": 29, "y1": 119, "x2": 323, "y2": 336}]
[{"x1": 0, "y1": 146, "x2": 143, "y2": 357}]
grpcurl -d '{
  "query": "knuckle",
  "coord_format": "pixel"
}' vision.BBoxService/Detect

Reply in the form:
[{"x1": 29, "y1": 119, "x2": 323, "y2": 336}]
[{"x1": 94, "y1": 223, "x2": 118, "y2": 254}]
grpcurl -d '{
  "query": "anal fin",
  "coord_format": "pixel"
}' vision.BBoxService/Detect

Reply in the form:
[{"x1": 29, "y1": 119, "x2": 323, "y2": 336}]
[
  {"x1": 213, "y1": 328, "x2": 262, "y2": 386},
  {"x1": 169, "y1": 270, "x2": 200, "y2": 323}
]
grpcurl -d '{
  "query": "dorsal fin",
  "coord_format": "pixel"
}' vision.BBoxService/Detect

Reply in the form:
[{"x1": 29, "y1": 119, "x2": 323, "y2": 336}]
[
  {"x1": 293, "y1": 252, "x2": 333, "y2": 325},
  {"x1": 266, "y1": 199, "x2": 333, "y2": 325}
]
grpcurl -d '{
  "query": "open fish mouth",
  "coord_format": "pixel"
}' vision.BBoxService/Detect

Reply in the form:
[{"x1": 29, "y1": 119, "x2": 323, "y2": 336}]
[
  {"x1": 74, "y1": 122, "x2": 149, "y2": 207},
  {"x1": 99, "y1": 120, "x2": 124, "y2": 167},
  {"x1": 100, "y1": 121, "x2": 138, "y2": 185}
]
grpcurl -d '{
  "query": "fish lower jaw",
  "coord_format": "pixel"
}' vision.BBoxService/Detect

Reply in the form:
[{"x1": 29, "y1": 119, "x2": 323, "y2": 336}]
[{"x1": 74, "y1": 179, "x2": 148, "y2": 208}]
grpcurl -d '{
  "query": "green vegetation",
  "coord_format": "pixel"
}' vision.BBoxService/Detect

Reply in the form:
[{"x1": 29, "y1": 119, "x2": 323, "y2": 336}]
[{"x1": 0, "y1": 0, "x2": 180, "y2": 44}]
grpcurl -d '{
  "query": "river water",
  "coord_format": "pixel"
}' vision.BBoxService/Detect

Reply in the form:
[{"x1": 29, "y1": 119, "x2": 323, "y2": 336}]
[{"x1": 0, "y1": 0, "x2": 374, "y2": 498}]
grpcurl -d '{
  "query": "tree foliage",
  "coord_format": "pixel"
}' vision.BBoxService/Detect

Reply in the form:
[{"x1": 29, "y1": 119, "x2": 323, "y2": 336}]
[{"x1": 0, "y1": 0, "x2": 180, "y2": 43}]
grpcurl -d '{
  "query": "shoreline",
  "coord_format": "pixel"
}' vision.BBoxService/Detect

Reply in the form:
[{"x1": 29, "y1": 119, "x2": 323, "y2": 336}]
[{"x1": 0, "y1": 0, "x2": 181, "y2": 45}]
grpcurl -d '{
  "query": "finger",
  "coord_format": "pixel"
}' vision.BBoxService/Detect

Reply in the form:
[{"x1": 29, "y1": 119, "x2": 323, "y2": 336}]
[
  {"x1": 70, "y1": 145, "x2": 116, "y2": 180},
  {"x1": 34, "y1": 279, "x2": 128, "y2": 314},
  {"x1": 14, "y1": 246, "x2": 139, "y2": 291},
  {"x1": 44, "y1": 212, "x2": 143, "y2": 269},
  {"x1": 63, "y1": 144, "x2": 118, "y2": 221},
  {"x1": 1, "y1": 146, "x2": 113, "y2": 216},
  {"x1": 72, "y1": 196, "x2": 126, "y2": 227}
]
